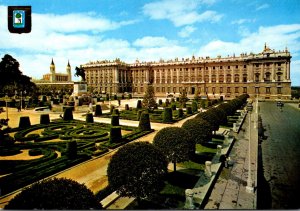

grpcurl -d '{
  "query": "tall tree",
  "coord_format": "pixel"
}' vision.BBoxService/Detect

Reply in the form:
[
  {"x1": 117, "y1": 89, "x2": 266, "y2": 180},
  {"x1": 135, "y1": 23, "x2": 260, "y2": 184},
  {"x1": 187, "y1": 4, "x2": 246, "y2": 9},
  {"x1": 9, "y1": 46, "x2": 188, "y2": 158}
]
[
  {"x1": 142, "y1": 84, "x2": 156, "y2": 110},
  {"x1": 0, "y1": 54, "x2": 36, "y2": 96},
  {"x1": 153, "y1": 127, "x2": 194, "y2": 171},
  {"x1": 179, "y1": 89, "x2": 188, "y2": 106},
  {"x1": 107, "y1": 142, "x2": 168, "y2": 201}
]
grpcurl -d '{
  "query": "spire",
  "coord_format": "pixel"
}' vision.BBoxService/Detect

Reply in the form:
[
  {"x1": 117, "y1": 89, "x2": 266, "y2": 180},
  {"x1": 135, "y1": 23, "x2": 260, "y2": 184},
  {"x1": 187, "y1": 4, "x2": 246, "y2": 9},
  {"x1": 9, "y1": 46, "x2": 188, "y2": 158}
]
[
  {"x1": 51, "y1": 58, "x2": 54, "y2": 66},
  {"x1": 264, "y1": 42, "x2": 267, "y2": 50},
  {"x1": 67, "y1": 60, "x2": 70, "y2": 67}
]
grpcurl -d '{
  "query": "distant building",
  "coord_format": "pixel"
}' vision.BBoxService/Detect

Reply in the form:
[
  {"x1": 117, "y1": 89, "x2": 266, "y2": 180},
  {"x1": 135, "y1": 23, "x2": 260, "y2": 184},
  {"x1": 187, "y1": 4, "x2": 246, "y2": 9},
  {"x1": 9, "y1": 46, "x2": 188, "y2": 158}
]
[
  {"x1": 81, "y1": 44, "x2": 292, "y2": 100},
  {"x1": 33, "y1": 59, "x2": 73, "y2": 93}
]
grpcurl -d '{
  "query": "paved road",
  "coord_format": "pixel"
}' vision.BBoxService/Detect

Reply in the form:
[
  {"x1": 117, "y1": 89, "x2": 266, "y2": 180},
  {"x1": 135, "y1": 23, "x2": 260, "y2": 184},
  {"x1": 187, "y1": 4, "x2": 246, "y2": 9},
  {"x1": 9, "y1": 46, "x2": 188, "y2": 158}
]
[{"x1": 257, "y1": 102, "x2": 300, "y2": 209}]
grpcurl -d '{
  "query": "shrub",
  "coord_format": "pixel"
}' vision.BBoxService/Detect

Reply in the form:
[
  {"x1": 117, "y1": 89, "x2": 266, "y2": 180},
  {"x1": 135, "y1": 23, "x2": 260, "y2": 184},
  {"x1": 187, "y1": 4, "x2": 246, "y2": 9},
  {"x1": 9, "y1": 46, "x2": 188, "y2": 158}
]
[
  {"x1": 18, "y1": 116, "x2": 31, "y2": 128},
  {"x1": 176, "y1": 97, "x2": 179, "y2": 102},
  {"x1": 106, "y1": 94, "x2": 109, "y2": 101},
  {"x1": 110, "y1": 105, "x2": 115, "y2": 114},
  {"x1": 66, "y1": 140, "x2": 77, "y2": 159},
  {"x1": 109, "y1": 126, "x2": 122, "y2": 143},
  {"x1": 186, "y1": 106, "x2": 192, "y2": 114},
  {"x1": 94, "y1": 105, "x2": 102, "y2": 116},
  {"x1": 192, "y1": 101, "x2": 198, "y2": 113},
  {"x1": 138, "y1": 112, "x2": 151, "y2": 131},
  {"x1": 113, "y1": 109, "x2": 120, "y2": 116},
  {"x1": 158, "y1": 99, "x2": 163, "y2": 105},
  {"x1": 136, "y1": 100, "x2": 142, "y2": 109},
  {"x1": 128, "y1": 93, "x2": 132, "y2": 99},
  {"x1": 40, "y1": 114, "x2": 50, "y2": 124},
  {"x1": 153, "y1": 127, "x2": 194, "y2": 171},
  {"x1": 28, "y1": 148, "x2": 42, "y2": 156},
  {"x1": 177, "y1": 108, "x2": 183, "y2": 118},
  {"x1": 5, "y1": 178, "x2": 101, "y2": 210},
  {"x1": 137, "y1": 110, "x2": 143, "y2": 121},
  {"x1": 63, "y1": 108, "x2": 73, "y2": 121},
  {"x1": 42, "y1": 95, "x2": 47, "y2": 102},
  {"x1": 111, "y1": 115, "x2": 120, "y2": 126},
  {"x1": 86, "y1": 113, "x2": 94, "y2": 123},
  {"x1": 171, "y1": 103, "x2": 176, "y2": 110},
  {"x1": 107, "y1": 142, "x2": 168, "y2": 199},
  {"x1": 163, "y1": 107, "x2": 173, "y2": 123},
  {"x1": 125, "y1": 104, "x2": 129, "y2": 110},
  {"x1": 182, "y1": 118, "x2": 212, "y2": 144},
  {"x1": 182, "y1": 102, "x2": 186, "y2": 108},
  {"x1": 114, "y1": 95, "x2": 117, "y2": 100}
]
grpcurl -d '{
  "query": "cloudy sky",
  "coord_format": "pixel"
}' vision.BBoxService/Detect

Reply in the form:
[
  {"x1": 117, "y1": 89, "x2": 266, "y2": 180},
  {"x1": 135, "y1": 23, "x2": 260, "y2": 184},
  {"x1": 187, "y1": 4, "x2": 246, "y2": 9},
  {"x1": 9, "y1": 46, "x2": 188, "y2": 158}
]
[{"x1": 0, "y1": 0, "x2": 300, "y2": 85}]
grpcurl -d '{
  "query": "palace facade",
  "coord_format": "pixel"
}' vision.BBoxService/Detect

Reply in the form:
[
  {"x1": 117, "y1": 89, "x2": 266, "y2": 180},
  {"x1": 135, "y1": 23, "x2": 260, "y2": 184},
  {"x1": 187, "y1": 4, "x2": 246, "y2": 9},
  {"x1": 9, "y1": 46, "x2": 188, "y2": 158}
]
[{"x1": 81, "y1": 44, "x2": 292, "y2": 99}]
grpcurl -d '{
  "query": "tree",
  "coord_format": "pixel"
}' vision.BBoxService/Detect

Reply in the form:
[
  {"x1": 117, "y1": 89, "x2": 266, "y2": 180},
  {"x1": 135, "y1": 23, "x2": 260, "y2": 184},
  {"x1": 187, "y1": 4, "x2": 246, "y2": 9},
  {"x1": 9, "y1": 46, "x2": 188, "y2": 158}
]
[
  {"x1": 195, "y1": 111, "x2": 220, "y2": 133},
  {"x1": 182, "y1": 118, "x2": 212, "y2": 144},
  {"x1": 4, "y1": 178, "x2": 102, "y2": 210},
  {"x1": 153, "y1": 127, "x2": 194, "y2": 171},
  {"x1": 0, "y1": 54, "x2": 36, "y2": 96},
  {"x1": 138, "y1": 111, "x2": 151, "y2": 131},
  {"x1": 142, "y1": 84, "x2": 156, "y2": 110},
  {"x1": 107, "y1": 142, "x2": 168, "y2": 200},
  {"x1": 179, "y1": 89, "x2": 188, "y2": 107}
]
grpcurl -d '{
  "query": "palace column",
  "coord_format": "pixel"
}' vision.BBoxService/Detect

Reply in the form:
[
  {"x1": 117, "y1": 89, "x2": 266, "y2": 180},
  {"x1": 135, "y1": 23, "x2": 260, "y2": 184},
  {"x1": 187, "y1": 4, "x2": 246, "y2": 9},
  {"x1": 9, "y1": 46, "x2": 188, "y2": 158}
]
[
  {"x1": 272, "y1": 63, "x2": 275, "y2": 82},
  {"x1": 146, "y1": 68, "x2": 150, "y2": 83},
  {"x1": 160, "y1": 70, "x2": 162, "y2": 84},
  {"x1": 209, "y1": 67, "x2": 212, "y2": 83},
  {"x1": 177, "y1": 68, "x2": 179, "y2": 83},
  {"x1": 165, "y1": 69, "x2": 168, "y2": 84}
]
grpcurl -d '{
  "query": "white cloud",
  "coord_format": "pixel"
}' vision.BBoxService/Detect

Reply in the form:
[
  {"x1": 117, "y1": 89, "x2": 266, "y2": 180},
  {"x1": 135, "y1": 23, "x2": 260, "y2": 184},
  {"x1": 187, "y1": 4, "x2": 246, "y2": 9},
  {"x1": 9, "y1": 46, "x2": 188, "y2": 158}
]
[
  {"x1": 142, "y1": 0, "x2": 223, "y2": 27},
  {"x1": 178, "y1": 26, "x2": 197, "y2": 38},
  {"x1": 256, "y1": 3, "x2": 270, "y2": 11},
  {"x1": 133, "y1": 36, "x2": 177, "y2": 48},
  {"x1": 198, "y1": 24, "x2": 300, "y2": 57},
  {"x1": 231, "y1": 18, "x2": 256, "y2": 25}
]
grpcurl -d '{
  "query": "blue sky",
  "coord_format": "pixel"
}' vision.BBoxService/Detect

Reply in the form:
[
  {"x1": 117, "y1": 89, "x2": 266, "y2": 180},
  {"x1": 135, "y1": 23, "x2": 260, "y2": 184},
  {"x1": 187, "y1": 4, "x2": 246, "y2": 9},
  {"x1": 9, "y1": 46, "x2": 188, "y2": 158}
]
[{"x1": 0, "y1": 0, "x2": 300, "y2": 85}]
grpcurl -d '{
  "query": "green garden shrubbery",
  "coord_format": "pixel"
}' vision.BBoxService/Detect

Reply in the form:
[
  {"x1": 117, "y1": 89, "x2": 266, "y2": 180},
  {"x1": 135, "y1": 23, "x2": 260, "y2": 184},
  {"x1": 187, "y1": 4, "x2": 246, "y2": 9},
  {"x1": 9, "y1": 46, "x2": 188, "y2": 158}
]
[
  {"x1": 19, "y1": 116, "x2": 31, "y2": 128},
  {"x1": 171, "y1": 103, "x2": 176, "y2": 110},
  {"x1": 40, "y1": 114, "x2": 50, "y2": 124},
  {"x1": 86, "y1": 113, "x2": 94, "y2": 123},
  {"x1": 192, "y1": 101, "x2": 198, "y2": 113},
  {"x1": 28, "y1": 148, "x2": 42, "y2": 156},
  {"x1": 5, "y1": 178, "x2": 102, "y2": 210},
  {"x1": 109, "y1": 126, "x2": 122, "y2": 143},
  {"x1": 177, "y1": 108, "x2": 183, "y2": 118},
  {"x1": 111, "y1": 115, "x2": 120, "y2": 126},
  {"x1": 94, "y1": 104, "x2": 102, "y2": 116},
  {"x1": 138, "y1": 111, "x2": 151, "y2": 131},
  {"x1": 63, "y1": 108, "x2": 73, "y2": 121},
  {"x1": 125, "y1": 104, "x2": 129, "y2": 110},
  {"x1": 163, "y1": 107, "x2": 173, "y2": 123},
  {"x1": 66, "y1": 140, "x2": 77, "y2": 159},
  {"x1": 182, "y1": 118, "x2": 212, "y2": 144},
  {"x1": 186, "y1": 106, "x2": 192, "y2": 114},
  {"x1": 136, "y1": 100, "x2": 142, "y2": 109}
]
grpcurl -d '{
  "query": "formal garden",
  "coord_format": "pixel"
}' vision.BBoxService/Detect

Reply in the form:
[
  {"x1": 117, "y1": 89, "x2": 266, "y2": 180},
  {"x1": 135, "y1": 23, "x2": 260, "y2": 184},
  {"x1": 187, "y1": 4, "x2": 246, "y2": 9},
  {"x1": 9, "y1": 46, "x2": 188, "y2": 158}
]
[{"x1": 0, "y1": 107, "x2": 154, "y2": 196}]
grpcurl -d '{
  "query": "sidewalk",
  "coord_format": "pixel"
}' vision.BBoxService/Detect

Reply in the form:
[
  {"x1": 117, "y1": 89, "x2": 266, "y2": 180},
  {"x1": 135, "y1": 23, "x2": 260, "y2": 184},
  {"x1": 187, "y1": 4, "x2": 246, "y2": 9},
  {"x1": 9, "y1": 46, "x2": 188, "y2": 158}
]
[{"x1": 204, "y1": 112, "x2": 258, "y2": 209}]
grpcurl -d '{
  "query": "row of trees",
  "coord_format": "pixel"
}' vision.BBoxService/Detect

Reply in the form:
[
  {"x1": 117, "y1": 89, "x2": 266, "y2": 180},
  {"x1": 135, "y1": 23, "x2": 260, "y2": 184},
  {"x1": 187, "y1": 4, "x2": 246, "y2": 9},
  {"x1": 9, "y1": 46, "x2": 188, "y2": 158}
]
[{"x1": 107, "y1": 94, "x2": 249, "y2": 202}]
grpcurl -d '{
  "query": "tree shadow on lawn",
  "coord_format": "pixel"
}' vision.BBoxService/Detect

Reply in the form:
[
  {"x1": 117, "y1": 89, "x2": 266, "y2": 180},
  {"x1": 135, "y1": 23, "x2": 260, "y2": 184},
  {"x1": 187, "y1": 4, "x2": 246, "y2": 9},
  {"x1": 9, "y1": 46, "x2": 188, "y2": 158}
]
[{"x1": 191, "y1": 152, "x2": 216, "y2": 164}]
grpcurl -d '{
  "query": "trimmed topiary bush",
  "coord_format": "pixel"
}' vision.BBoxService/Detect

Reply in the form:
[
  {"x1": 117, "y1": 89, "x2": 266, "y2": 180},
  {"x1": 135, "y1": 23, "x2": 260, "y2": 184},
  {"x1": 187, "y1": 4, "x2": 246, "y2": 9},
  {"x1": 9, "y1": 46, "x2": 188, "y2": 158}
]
[
  {"x1": 19, "y1": 116, "x2": 31, "y2": 128},
  {"x1": 94, "y1": 104, "x2": 102, "y2": 116},
  {"x1": 178, "y1": 108, "x2": 184, "y2": 118},
  {"x1": 128, "y1": 93, "x2": 132, "y2": 99},
  {"x1": 163, "y1": 107, "x2": 173, "y2": 123},
  {"x1": 40, "y1": 114, "x2": 50, "y2": 124},
  {"x1": 125, "y1": 104, "x2": 129, "y2": 110},
  {"x1": 113, "y1": 109, "x2": 120, "y2": 116},
  {"x1": 171, "y1": 103, "x2": 176, "y2": 110},
  {"x1": 137, "y1": 110, "x2": 143, "y2": 121},
  {"x1": 138, "y1": 112, "x2": 151, "y2": 131},
  {"x1": 63, "y1": 107, "x2": 73, "y2": 121},
  {"x1": 158, "y1": 99, "x2": 163, "y2": 105},
  {"x1": 182, "y1": 118, "x2": 212, "y2": 144},
  {"x1": 186, "y1": 106, "x2": 192, "y2": 114},
  {"x1": 4, "y1": 178, "x2": 102, "y2": 210},
  {"x1": 110, "y1": 105, "x2": 115, "y2": 114},
  {"x1": 111, "y1": 115, "x2": 120, "y2": 126},
  {"x1": 192, "y1": 101, "x2": 198, "y2": 113},
  {"x1": 66, "y1": 140, "x2": 77, "y2": 159},
  {"x1": 136, "y1": 100, "x2": 142, "y2": 109},
  {"x1": 109, "y1": 126, "x2": 122, "y2": 143},
  {"x1": 86, "y1": 113, "x2": 94, "y2": 123}
]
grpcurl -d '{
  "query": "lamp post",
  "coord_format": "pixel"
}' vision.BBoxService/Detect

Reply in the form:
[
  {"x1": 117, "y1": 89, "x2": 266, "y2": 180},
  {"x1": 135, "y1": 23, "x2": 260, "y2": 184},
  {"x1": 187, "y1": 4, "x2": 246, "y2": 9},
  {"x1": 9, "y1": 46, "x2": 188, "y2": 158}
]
[{"x1": 246, "y1": 103, "x2": 254, "y2": 193}]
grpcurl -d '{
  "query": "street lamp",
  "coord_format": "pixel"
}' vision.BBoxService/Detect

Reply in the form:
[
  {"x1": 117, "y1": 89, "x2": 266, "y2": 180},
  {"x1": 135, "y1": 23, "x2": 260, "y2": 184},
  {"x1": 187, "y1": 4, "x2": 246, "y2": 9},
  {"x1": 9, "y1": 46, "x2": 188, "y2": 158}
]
[{"x1": 246, "y1": 103, "x2": 254, "y2": 193}]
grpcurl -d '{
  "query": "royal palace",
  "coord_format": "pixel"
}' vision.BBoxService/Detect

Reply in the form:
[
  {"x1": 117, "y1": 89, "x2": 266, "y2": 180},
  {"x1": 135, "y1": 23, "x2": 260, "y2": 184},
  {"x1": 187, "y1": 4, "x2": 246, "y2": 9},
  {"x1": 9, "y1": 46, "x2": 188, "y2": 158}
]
[{"x1": 81, "y1": 44, "x2": 292, "y2": 100}]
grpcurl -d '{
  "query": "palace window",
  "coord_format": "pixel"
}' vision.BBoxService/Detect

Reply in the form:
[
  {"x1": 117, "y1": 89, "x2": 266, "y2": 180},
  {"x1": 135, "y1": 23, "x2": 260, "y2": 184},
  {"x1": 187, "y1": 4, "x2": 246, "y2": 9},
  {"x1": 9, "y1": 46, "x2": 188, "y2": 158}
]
[
  {"x1": 243, "y1": 74, "x2": 247, "y2": 82},
  {"x1": 211, "y1": 75, "x2": 216, "y2": 82},
  {"x1": 226, "y1": 74, "x2": 231, "y2": 82},
  {"x1": 212, "y1": 87, "x2": 215, "y2": 94},
  {"x1": 255, "y1": 87, "x2": 260, "y2": 94},
  {"x1": 156, "y1": 87, "x2": 160, "y2": 92},
  {"x1": 234, "y1": 74, "x2": 239, "y2": 82},
  {"x1": 162, "y1": 87, "x2": 165, "y2": 92},
  {"x1": 204, "y1": 75, "x2": 209, "y2": 82},
  {"x1": 255, "y1": 73, "x2": 260, "y2": 82},
  {"x1": 220, "y1": 66, "x2": 223, "y2": 69},
  {"x1": 220, "y1": 87, "x2": 223, "y2": 93},
  {"x1": 219, "y1": 75, "x2": 224, "y2": 83},
  {"x1": 236, "y1": 65, "x2": 238, "y2": 69},
  {"x1": 277, "y1": 87, "x2": 282, "y2": 94},
  {"x1": 228, "y1": 66, "x2": 230, "y2": 69},
  {"x1": 243, "y1": 87, "x2": 247, "y2": 93},
  {"x1": 235, "y1": 87, "x2": 239, "y2": 93},
  {"x1": 266, "y1": 87, "x2": 271, "y2": 94},
  {"x1": 227, "y1": 87, "x2": 231, "y2": 93},
  {"x1": 244, "y1": 65, "x2": 246, "y2": 68},
  {"x1": 256, "y1": 64, "x2": 259, "y2": 67},
  {"x1": 265, "y1": 72, "x2": 271, "y2": 82}
]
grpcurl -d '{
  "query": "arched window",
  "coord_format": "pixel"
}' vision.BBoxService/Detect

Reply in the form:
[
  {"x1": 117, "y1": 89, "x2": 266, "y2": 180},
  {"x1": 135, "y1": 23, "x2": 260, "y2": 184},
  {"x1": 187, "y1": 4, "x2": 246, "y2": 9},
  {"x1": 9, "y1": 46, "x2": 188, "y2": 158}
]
[
  {"x1": 265, "y1": 72, "x2": 271, "y2": 82},
  {"x1": 255, "y1": 73, "x2": 260, "y2": 82},
  {"x1": 243, "y1": 74, "x2": 247, "y2": 82},
  {"x1": 211, "y1": 75, "x2": 216, "y2": 82},
  {"x1": 234, "y1": 74, "x2": 239, "y2": 82},
  {"x1": 226, "y1": 74, "x2": 231, "y2": 83},
  {"x1": 219, "y1": 75, "x2": 224, "y2": 83}
]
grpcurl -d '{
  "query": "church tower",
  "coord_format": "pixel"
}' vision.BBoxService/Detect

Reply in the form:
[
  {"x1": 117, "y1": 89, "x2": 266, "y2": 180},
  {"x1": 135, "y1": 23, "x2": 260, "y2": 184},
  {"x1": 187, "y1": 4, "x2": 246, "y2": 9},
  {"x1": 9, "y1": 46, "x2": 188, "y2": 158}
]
[
  {"x1": 66, "y1": 60, "x2": 71, "y2": 82},
  {"x1": 50, "y1": 58, "x2": 56, "y2": 82}
]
